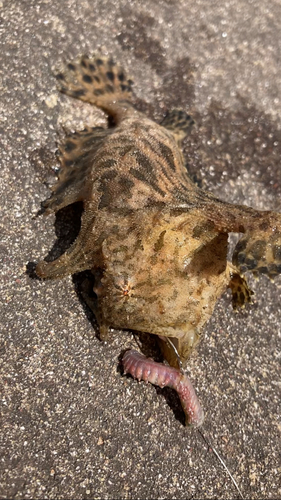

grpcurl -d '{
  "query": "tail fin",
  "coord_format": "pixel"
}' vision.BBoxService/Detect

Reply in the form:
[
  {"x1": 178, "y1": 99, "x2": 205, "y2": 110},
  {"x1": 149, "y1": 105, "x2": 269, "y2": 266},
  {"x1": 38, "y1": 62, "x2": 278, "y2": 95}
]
[{"x1": 56, "y1": 55, "x2": 134, "y2": 121}]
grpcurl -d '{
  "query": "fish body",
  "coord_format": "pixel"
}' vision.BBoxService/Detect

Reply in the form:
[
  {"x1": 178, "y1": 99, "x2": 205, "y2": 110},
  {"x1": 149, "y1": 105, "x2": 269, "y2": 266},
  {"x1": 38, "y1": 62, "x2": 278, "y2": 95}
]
[{"x1": 36, "y1": 55, "x2": 281, "y2": 423}]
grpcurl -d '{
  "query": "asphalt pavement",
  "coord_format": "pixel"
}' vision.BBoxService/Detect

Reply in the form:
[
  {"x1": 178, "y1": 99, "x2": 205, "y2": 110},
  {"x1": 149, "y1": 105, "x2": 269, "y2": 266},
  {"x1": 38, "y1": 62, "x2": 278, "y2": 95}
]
[{"x1": 1, "y1": 0, "x2": 281, "y2": 498}]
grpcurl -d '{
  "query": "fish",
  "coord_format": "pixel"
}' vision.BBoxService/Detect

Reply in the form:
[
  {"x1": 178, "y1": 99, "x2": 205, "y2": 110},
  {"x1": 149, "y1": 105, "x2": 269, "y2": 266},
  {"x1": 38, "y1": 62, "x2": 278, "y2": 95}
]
[{"x1": 36, "y1": 54, "x2": 281, "y2": 425}]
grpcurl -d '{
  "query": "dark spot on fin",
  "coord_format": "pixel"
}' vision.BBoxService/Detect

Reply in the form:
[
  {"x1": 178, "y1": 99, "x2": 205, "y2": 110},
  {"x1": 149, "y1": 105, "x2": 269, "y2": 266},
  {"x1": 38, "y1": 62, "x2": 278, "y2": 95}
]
[{"x1": 82, "y1": 74, "x2": 93, "y2": 83}]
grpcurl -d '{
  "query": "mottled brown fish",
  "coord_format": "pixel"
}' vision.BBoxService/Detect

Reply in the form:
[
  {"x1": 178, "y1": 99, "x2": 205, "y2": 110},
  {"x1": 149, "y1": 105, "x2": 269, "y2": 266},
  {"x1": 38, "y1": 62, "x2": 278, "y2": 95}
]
[{"x1": 36, "y1": 55, "x2": 281, "y2": 425}]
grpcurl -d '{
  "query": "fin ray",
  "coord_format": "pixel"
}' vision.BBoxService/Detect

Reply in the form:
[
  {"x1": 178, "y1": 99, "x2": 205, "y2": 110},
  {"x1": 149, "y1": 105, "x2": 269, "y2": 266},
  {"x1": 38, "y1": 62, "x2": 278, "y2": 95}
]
[{"x1": 161, "y1": 109, "x2": 194, "y2": 145}]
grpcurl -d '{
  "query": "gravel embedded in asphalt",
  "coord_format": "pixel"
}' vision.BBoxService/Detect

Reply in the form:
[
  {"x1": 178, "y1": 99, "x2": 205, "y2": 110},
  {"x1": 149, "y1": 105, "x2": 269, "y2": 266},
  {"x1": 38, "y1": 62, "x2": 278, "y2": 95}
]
[{"x1": 1, "y1": 1, "x2": 281, "y2": 498}]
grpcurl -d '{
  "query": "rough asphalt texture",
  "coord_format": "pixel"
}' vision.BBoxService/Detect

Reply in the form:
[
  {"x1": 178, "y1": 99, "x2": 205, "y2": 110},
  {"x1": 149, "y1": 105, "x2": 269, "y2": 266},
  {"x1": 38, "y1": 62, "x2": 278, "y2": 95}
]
[{"x1": 1, "y1": 0, "x2": 281, "y2": 498}]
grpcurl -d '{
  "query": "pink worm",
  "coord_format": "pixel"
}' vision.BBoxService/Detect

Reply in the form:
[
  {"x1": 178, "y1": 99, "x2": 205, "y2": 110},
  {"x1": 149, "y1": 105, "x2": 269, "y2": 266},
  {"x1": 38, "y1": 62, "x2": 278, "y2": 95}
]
[{"x1": 122, "y1": 349, "x2": 204, "y2": 427}]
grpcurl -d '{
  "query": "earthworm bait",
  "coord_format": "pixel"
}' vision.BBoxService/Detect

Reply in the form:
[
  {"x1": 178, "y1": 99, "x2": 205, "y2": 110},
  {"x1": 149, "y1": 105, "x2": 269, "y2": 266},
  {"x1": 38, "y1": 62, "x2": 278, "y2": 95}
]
[{"x1": 123, "y1": 349, "x2": 204, "y2": 427}]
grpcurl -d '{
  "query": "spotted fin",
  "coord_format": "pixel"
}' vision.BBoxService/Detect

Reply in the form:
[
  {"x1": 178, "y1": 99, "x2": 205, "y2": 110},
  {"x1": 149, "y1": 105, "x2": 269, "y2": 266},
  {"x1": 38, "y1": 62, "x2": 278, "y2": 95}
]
[
  {"x1": 42, "y1": 126, "x2": 111, "y2": 213},
  {"x1": 228, "y1": 271, "x2": 253, "y2": 309},
  {"x1": 56, "y1": 55, "x2": 134, "y2": 121},
  {"x1": 233, "y1": 223, "x2": 281, "y2": 280},
  {"x1": 161, "y1": 109, "x2": 194, "y2": 145}
]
